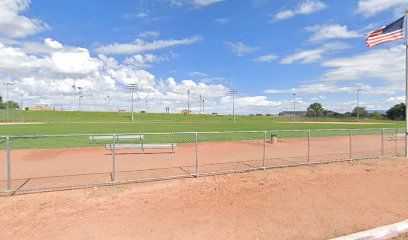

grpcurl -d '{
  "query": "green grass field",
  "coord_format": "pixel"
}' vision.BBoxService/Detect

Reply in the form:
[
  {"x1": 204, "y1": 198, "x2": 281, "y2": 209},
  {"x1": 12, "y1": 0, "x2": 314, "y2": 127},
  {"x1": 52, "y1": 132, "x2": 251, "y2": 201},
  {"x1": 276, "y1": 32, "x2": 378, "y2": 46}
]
[
  {"x1": 0, "y1": 110, "x2": 404, "y2": 136},
  {"x1": 0, "y1": 110, "x2": 404, "y2": 150}
]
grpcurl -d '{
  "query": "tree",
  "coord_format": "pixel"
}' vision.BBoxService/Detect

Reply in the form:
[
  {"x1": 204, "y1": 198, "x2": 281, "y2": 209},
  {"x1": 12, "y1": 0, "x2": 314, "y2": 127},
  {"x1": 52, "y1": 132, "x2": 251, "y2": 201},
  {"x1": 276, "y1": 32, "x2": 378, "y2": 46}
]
[
  {"x1": 351, "y1": 106, "x2": 368, "y2": 118},
  {"x1": 386, "y1": 103, "x2": 405, "y2": 120},
  {"x1": 0, "y1": 101, "x2": 19, "y2": 109},
  {"x1": 368, "y1": 112, "x2": 384, "y2": 120},
  {"x1": 306, "y1": 102, "x2": 324, "y2": 118}
]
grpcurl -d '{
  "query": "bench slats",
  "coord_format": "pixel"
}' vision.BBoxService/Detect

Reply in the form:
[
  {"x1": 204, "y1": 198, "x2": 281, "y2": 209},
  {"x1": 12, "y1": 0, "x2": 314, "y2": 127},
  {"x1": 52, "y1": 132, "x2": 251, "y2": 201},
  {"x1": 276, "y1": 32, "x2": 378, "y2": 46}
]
[
  {"x1": 90, "y1": 135, "x2": 144, "y2": 142},
  {"x1": 105, "y1": 143, "x2": 177, "y2": 150}
]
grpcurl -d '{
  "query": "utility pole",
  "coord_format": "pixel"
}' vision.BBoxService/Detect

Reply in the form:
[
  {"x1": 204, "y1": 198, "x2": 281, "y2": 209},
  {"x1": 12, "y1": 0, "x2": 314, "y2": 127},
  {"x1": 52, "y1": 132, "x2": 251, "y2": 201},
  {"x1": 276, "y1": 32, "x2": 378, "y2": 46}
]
[
  {"x1": 292, "y1": 93, "x2": 296, "y2": 121},
  {"x1": 127, "y1": 83, "x2": 137, "y2": 123},
  {"x1": 356, "y1": 88, "x2": 362, "y2": 122},
  {"x1": 230, "y1": 89, "x2": 238, "y2": 123},
  {"x1": 4, "y1": 82, "x2": 14, "y2": 123}
]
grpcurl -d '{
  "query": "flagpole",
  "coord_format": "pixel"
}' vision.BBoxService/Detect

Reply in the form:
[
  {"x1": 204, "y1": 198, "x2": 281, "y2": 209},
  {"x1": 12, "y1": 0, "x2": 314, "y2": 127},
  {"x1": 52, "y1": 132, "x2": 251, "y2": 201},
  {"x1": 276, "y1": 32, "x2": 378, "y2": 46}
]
[{"x1": 405, "y1": 10, "x2": 408, "y2": 158}]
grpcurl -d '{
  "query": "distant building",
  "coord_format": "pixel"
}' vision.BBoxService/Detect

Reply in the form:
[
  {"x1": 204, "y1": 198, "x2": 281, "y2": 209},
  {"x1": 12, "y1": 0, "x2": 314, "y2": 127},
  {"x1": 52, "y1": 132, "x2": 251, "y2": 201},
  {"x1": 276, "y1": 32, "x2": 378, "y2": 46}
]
[
  {"x1": 181, "y1": 109, "x2": 192, "y2": 114},
  {"x1": 278, "y1": 111, "x2": 307, "y2": 117},
  {"x1": 30, "y1": 105, "x2": 52, "y2": 111}
]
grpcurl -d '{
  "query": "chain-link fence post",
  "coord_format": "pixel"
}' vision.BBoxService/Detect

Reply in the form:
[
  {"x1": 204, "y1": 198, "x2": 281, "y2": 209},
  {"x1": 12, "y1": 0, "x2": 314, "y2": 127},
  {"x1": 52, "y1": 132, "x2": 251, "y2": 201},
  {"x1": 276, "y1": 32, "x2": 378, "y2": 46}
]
[
  {"x1": 6, "y1": 136, "x2": 11, "y2": 194},
  {"x1": 349, "y1": 129, "x2": 352, "y2": 160},
  {"x1": 395, "y1": 128, "x2": 398, "y2": 156},
  {"x1": 381, "y1": 129, "x2": 384, "y2": 157},
  {"x1": 195, "y1": 132, "x2": 199, "y2": 178},
  {"x1": 263, "y1": 130, "x2": 266, "y2": 169},
  {"x1": 112, "y1": 134, "x2": 116, "y2": 184},
  {"x1": 307, "y1": 130, "x2": 311, "y2": 164}
]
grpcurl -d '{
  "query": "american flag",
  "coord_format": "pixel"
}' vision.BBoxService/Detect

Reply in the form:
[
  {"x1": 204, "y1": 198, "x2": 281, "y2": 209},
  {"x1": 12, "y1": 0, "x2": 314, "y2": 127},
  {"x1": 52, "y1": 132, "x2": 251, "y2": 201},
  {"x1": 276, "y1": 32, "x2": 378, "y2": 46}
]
[{"x1": 365, "y1": 16, "x2": 405, "y2": 48}]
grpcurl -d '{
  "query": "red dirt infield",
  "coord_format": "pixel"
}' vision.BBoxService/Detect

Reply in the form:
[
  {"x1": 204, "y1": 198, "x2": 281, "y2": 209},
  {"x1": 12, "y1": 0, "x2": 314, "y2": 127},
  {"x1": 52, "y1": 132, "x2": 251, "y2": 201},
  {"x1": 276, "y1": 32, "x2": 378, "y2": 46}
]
[
  {"x1": 0, "y1": 134, "x2": 404, "y2": 192},
  {"x1": 0, "y1": 157, "x2": 407, "y2": 240}
]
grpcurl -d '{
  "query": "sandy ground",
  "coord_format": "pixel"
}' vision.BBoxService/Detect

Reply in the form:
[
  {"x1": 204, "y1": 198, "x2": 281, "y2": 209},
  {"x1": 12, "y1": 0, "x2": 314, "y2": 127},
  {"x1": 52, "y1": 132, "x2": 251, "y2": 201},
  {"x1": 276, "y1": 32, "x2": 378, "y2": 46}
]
[
  {"x1": 0, "y1": 157, "x2": 407, "y2": 240},
  {"x1": 283, "y1": 121, "x2": 391, "y2": 125}
]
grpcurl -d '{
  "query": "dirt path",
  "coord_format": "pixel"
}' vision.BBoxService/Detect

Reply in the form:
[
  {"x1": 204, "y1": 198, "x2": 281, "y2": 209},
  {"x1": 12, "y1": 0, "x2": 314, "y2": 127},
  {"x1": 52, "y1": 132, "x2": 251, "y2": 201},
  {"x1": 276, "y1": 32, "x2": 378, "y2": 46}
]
[
  {"x1": 282, "y1": 121, "x2": 392, "y2": 125},
  {"x1": 1, "y1": 157, "x2": 408, "y2": 240}
]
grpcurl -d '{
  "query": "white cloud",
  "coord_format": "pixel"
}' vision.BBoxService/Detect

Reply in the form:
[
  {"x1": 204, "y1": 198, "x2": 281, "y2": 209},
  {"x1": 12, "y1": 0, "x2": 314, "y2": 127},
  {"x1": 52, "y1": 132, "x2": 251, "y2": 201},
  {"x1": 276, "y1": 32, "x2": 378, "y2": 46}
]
[
  {"x1": 386, "y1": 96, "x2": 405, "y2": 103},
  {"x1": 274, "y1": 1, "x2": 326, "y2": 21},
  {"x1": 265, "y1": 84, "x2": 356, "y2": 95},
  {"x1": 305, "y1": 24, "x2": 360, "y2": 42},
  {"x1": 44, "y1": 38, "x2": 63, "y2": 49},
  {"x1": 96, "y1": 36, "x2": 202, "y2": 55},
  {"x1": 0, "y1": 0, "x2": 49, "y2": 38},
  {"x1": 213, "y1": 17, "x2": 230, "y2": 24},
  {"x1": 123, "y1": 53, "x2": 171, "y2": 68},
  {"x1": 138, "y1": 31, "x2": 160, "y2": 39},
  {"x1": 0, "y1": 38, "x2": 241, "y2": 113},
  {"x1": 169, "y1": 0, "x2": 224, "y2": 8},
  {"x1": 281, "y1": 43, "x2": 350, "y2": 64},
  {"x1": 0, "y1": 42, "x2": 49, "y2": 70},
  {"x1": 226, "y1": 42, "x2": 259, "y2": 56},
  {"x1": 321, "y1": 45, "x2": 404, "y2": 83},
  {"x1": 51, "y1": 48, "x2": 101, "y2": 74},
  {"x1": 356, "y1": 0, "x2": 408, "y2": 17},
  {"x1": 222, "y1": 96, "x2": 283, "y2": 107},
  {"x1": 253, "y1": 53, "x2": 278, "y2": 62}
]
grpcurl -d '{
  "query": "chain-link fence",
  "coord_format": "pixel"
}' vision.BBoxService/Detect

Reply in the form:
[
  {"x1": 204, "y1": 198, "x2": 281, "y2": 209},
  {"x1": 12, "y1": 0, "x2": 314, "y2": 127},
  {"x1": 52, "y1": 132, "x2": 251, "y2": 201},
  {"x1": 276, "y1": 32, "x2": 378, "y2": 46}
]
[{"x1": 0, "y1": 128, "x2": 405, "y2": 195}]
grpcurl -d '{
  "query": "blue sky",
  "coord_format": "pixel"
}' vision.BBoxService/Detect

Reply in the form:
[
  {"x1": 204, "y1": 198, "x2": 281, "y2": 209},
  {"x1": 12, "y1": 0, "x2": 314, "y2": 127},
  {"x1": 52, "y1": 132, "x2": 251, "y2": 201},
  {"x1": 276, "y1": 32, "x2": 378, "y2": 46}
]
[{"x1": 0, "y1": 0, "x2": 407, "y2": 114}]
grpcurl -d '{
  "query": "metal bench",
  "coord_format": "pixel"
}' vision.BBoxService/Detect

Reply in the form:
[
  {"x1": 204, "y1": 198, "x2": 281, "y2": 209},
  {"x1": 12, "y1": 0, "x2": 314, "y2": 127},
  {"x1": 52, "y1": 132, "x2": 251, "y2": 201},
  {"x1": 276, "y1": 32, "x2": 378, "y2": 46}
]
[
  {"x1": 105, "y1": 143, "x2": 177, "y2": 154},
  {"x1": 89, "y1": 135, "x2": 144, "y2": 143}
]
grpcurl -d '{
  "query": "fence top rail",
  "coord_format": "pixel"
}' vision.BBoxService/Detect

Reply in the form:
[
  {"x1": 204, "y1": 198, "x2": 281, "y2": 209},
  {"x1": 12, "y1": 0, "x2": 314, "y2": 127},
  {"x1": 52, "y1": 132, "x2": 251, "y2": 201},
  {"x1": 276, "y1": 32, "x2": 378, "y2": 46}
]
[{"x1": 0, "y1": 127, "x2": 404, "y2": 138}]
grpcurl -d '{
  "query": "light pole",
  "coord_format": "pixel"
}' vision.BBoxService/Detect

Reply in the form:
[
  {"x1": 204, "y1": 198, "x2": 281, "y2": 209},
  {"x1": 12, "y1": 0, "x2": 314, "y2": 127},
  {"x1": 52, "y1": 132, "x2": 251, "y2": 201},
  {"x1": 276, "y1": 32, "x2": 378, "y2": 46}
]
[
  {"x1": 127, "y1": 83, "x2": 137, "y2": 123},
  {"x1": 187, "y1": 90, "x2": 190, "y2": 112},
  {"x1": 4, "y1": 82, "x2": 14, "y2": 123},
  {"x1": 77, "y1": 87, "x2": 83, "y2": 111},
  {"x1": 72, "y1": 80, "x2": 76, "y2": 111},
  {"x1": 356, "y1": 89, "x2": 362, "y2": 122},
  {"x1": 104, "y1": 97, "x2": 107, "y2": 112},
  {"x1": 202, "y1": 99, "x2": 205, "y2": 114},
  {"x1": 199, "y1": 95, "x2": 202, "y2": 113},
  {"x1": 20, "y1": 94, "x2": 24, "y2": 110},
  {"x1": 145, "y1": 100, "x2": 148, "y2": 113},
  {"x1": 230, "y1": 89, "x2": 238, "y2": 123},
  {"x1": 292, "y1": 93, "x2": 296, "y2": 121},
  {"x1": 107, "y1": 95, "x2": 110, "y2": 112}
]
